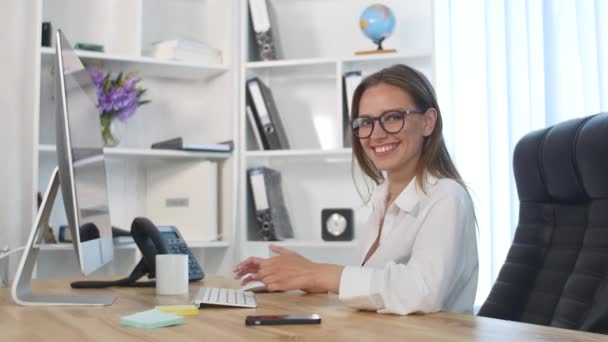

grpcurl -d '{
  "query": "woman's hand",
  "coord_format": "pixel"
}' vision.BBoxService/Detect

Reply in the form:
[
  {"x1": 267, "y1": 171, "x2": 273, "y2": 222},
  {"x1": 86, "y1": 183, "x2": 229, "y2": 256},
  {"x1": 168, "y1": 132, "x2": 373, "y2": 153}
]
[{"x1": 233, "y1": 245, "x2": 344, "y2": 293}]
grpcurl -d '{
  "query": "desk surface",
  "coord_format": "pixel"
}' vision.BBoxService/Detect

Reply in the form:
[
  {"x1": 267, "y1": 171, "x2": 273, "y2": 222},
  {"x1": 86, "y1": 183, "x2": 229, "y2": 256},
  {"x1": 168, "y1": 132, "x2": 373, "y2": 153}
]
[{"x1": 0, "y1": 276, "x2": 604, "y2": 341}]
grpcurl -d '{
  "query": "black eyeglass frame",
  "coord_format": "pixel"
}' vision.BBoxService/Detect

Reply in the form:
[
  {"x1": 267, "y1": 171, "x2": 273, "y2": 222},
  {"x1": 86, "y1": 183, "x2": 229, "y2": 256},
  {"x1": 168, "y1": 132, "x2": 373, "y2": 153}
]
[{"x1": 351, "y1": 108, "x2": 427, "y2": 139}]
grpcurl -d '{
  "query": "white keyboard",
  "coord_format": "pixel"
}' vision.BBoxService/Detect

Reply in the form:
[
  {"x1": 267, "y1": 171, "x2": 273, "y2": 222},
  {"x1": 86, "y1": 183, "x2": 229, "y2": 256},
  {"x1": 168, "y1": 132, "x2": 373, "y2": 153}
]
[{"x1": 193, "y1": 287, "x2": 257, "y2": 308}]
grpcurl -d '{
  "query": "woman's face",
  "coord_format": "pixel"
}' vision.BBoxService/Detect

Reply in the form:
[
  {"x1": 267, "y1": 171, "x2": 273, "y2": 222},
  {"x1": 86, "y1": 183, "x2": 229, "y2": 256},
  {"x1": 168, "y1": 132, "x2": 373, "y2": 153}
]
[{"x1": 357, "y1": 83, "x2": 435, "y2": 176}]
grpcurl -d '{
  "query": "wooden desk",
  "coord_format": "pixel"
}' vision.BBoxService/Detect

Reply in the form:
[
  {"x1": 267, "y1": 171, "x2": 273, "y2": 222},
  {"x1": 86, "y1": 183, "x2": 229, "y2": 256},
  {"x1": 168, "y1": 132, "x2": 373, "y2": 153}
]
[{"x1": 0, "y1": 276, "x2": 604, "y2": 341}]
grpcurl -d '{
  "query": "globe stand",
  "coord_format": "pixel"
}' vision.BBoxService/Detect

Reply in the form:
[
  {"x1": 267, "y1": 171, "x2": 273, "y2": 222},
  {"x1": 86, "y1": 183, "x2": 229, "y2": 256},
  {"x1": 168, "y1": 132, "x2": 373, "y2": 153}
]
[{"x1": 355, "y1": 38, "x2": 397, "y2": 56}]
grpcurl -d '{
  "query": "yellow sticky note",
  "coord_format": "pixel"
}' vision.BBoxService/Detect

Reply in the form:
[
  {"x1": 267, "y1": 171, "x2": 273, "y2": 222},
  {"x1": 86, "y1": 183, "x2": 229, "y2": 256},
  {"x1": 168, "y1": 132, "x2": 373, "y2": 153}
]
[{"x1": 155, "y1": 305, "x2": 199, "y2": 316}]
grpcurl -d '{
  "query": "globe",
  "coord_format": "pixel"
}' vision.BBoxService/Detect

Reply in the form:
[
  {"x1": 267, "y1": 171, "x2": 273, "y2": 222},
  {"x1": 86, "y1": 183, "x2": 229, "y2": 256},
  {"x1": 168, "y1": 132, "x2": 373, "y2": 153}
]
[{"x1": 359, "y1": 4, "x2": 396, "y2": 50}]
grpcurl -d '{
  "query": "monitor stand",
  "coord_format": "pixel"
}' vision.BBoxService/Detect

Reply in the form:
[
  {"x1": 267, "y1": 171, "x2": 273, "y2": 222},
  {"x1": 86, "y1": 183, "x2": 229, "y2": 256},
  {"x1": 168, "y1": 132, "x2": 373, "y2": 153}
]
[{"x1": 11, "y1": 167, "x2": 115, "y2": 306}]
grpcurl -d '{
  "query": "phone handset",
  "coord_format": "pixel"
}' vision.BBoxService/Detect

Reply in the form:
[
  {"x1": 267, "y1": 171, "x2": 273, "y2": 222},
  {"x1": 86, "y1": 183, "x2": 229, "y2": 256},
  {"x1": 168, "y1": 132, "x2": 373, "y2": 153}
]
[
  {"x1": 71, "y1": 217, "x2": 203, "y2": 289},
  {"x1": 131, "y1": 217, "x2": 169, "y2": 279}
]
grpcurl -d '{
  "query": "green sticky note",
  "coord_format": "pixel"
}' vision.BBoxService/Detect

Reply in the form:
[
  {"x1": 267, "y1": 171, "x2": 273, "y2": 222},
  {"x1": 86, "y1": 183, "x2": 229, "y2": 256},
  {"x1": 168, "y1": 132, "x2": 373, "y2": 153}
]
[{"x1": 120, "y1": 309, "x2": 185, "y2": 329}]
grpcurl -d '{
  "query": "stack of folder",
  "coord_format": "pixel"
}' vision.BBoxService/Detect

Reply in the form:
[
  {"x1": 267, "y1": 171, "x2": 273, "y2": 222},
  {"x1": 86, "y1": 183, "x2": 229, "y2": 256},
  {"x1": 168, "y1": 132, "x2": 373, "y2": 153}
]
[
  {"x1": 151, "y1": 137, "x2": 233, "y2": 153},
  {"x1": 144, "y1": 38, "x2": 222, "y2": 65}
]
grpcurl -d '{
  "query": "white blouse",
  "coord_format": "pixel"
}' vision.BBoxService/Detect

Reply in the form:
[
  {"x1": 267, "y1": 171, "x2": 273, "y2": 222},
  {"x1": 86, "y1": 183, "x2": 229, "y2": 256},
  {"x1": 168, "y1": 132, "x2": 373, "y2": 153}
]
[{"x1": 338, "y1": 175, "x2": 478, "y2": 315}]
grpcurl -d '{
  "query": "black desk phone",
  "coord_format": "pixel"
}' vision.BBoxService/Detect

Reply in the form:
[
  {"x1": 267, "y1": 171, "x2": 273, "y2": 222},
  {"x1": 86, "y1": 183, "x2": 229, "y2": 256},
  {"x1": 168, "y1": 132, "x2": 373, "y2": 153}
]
[
  {"x1": 156, "y1": 225, "x2": 205, "y2": 281},
  {"x1": 71, "y1": 217, "x2": 205, "y2": 288}
]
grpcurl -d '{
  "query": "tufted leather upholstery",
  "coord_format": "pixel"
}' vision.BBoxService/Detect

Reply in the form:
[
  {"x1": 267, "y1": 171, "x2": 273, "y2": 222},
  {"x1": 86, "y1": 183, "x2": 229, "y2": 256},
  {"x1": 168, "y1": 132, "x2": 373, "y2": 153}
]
[{"x1": 478, "y1": 113, "x2": 608, "y2": 334}]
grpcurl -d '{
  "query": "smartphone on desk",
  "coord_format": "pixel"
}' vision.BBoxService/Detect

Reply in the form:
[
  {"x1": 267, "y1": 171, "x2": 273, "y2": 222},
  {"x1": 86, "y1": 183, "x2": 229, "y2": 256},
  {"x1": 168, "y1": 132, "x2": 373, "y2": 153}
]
[{"x1": 245, "y1": 314, "x2": 321, "y2": 326}]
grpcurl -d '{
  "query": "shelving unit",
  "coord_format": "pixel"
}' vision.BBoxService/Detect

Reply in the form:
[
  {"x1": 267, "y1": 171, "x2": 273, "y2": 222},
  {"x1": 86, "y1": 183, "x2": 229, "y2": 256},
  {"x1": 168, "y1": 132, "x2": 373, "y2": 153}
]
[
  {"x1": 31, "y1": 0, "x2": 239, "y2": 278},
  {"x1": 21, "y1": 0, "x2": 436, "y2": 280},
  {"x1": 238, "y1": 0, "x2": 435, "y2": 263}
]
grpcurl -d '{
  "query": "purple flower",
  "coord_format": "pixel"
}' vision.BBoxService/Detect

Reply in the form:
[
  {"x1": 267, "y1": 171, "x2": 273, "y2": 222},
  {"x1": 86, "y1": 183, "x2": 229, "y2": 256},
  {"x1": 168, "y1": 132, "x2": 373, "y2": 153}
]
[
  {"x1": 87, "y1": 67, "x2": 149, "y2": 121},
  {"x1": 87, "y1": 68, "x2": 107, "y2": 87}
]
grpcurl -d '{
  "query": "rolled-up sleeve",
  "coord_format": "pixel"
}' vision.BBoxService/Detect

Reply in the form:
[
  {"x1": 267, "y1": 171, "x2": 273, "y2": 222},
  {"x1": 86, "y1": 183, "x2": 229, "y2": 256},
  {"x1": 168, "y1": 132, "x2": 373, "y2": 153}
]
[
  {"x1": 338, "y1": 189, "x2": 475, "y2": 315},
  {"x1": 338, "y1": 266, "x2": 384, "y2": 310}
]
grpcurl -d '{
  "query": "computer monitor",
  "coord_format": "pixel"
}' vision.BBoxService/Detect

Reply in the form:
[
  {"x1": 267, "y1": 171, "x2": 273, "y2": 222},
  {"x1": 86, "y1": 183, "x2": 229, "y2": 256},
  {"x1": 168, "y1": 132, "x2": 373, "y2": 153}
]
[
  {"x1": 11, "y1": 30, "x2": 115, "y2": 306},
  {"x1": 55, "y1": 30, "x2": 114, "y2": 275}
]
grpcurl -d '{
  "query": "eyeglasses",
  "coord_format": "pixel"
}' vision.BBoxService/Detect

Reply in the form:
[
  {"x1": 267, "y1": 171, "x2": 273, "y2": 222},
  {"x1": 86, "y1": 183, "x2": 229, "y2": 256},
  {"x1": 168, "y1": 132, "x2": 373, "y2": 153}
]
[{"x1": 351, "y1": 109, "x2": 426, "y2": 139}]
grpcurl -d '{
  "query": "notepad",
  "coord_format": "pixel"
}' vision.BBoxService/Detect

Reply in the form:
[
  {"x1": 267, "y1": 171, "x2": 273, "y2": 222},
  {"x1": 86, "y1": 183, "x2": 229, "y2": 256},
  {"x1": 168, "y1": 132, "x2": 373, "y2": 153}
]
[
  {"x1": 120, "y1": 309, "x2": 185, "y2": 329},
  {"x1": 155, "y1": 305, "x2": 199, "y2": 316}
]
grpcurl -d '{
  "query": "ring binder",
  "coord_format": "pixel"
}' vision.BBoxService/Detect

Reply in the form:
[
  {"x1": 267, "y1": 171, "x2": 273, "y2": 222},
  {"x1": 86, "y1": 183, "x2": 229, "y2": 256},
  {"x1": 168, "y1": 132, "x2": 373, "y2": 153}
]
[
  {"x1": 246, "y1": 105, "x2": 265, "y2": 150},
  {"x1": 247, "y1": 167, "x2": 294, "y2": 241},
  {"x1": 246, "y1": 77, "x2": 290, "y2": 150},
  {"x1": 248, "y1": 0, "x2": 277, "y2": 60},
  {"x1": 342, "y1": 71, "x2": 363, "y2": 148}
]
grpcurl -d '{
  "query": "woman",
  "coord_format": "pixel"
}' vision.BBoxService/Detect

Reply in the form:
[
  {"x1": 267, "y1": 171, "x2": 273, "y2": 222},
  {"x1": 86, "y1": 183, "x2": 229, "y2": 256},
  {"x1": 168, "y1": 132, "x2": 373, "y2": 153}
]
[{"x1": 234, "y1": 64, "x2": 478, "y2": 315}]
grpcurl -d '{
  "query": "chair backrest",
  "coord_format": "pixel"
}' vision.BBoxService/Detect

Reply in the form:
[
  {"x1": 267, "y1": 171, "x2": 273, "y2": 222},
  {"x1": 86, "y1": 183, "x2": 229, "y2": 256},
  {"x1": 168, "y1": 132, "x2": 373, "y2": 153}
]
[{"x1": 478, "y1": 113, "x2": 608, "y2": 334}]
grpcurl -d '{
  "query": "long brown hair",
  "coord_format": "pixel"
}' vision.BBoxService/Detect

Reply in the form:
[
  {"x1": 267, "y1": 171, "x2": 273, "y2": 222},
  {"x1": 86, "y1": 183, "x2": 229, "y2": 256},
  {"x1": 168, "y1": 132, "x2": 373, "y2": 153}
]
[{"x1": 351, "y1": 64, "x2": 467, "y2": 202}]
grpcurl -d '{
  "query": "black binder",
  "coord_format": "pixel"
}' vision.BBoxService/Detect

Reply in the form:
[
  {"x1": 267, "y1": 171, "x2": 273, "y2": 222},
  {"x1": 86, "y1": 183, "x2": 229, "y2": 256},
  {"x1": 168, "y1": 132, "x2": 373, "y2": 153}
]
[
  {"x1": 247, "y1": 167, "x2": 294, "y2": 241},
  {"x1": 246, "y1": 77, "x2": 290, "y2": 150},
  {"x1": 248, "y1": 0, "x2": 277, "y2": 61},
  {"x1": 246, "y1": 104, "x2": 265, "y2": 150},
  {"x1": 342, "y1": 71, "x2": 362, "y2": 148}
]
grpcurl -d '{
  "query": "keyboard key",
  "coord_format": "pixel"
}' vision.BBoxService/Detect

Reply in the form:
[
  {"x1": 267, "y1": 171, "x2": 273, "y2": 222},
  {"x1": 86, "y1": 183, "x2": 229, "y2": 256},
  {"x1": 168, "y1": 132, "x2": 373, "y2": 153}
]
[
  {"x1": 197, "y1": 288, "x2": 206, "y2": 302},
  {"x1": 245, "y1": 293, "x2": 256, "y2": 306},
  {"x1": 239, "y1": 292, "x2": 246, "y2": 304},
  {"x1": 218, "y1": 288, "x2": 227, "y2": 303}
]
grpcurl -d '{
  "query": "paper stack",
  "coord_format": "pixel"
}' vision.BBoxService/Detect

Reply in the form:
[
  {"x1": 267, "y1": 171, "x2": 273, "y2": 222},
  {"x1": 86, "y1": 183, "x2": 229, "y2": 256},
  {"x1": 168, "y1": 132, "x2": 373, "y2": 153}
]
[
  {"x1": 120, "y1": 309, "x2": 184, "y2": 329},
  {"x1": 144, "y1": 38, "x2": 222, "y2": 65}
]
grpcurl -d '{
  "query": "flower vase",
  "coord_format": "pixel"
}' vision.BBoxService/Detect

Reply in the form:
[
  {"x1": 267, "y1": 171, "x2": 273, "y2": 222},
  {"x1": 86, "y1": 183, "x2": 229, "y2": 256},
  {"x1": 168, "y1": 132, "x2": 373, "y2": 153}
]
[{"x1": 101, "y1": 117, "x2": 126, "y2": 147}]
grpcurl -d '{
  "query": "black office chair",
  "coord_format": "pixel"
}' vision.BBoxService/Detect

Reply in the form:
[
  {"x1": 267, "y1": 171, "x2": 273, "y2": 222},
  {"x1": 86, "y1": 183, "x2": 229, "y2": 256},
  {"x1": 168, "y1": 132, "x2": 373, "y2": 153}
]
[{"x1": 478, "y1": 112, "x2": 608, "y2": 334}]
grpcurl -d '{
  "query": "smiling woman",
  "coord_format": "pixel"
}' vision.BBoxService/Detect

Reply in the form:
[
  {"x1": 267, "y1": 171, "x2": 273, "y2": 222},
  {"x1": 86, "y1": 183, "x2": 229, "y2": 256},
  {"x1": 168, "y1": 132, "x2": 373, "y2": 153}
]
[
  {"x1": 350, "y1": 64, "x2": 466, "y2": 197},
  {"x1": 234, "y1": 64, "x2": 478, "y2": 316}
]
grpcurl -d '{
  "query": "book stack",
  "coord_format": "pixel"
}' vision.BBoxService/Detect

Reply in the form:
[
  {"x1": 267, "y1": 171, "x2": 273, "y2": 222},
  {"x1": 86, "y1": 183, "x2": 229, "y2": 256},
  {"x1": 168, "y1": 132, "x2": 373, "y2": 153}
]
[{"x1": 144, "y1": 38, "x2": 222, "y2": 65}]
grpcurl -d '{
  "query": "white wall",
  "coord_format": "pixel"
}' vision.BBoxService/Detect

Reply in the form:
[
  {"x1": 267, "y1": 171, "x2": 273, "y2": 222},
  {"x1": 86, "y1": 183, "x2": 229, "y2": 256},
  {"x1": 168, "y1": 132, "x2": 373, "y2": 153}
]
[{"x1": 0, "y1": 1, "x2": 40, "y2": 278}]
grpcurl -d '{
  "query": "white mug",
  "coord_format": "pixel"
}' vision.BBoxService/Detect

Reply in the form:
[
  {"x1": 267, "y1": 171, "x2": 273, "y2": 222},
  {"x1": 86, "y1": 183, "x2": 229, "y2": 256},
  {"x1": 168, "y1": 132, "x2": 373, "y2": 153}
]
[{"x1": 156, "y1": 254, "x2": 189, "y2": 295}]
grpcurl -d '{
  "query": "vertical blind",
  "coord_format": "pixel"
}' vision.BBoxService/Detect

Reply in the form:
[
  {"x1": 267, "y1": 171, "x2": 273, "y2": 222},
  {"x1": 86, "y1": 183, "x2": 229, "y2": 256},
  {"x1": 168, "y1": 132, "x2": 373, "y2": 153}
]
[{"x1": 434, "y1": 0, "x2": 608, "y2": 305}]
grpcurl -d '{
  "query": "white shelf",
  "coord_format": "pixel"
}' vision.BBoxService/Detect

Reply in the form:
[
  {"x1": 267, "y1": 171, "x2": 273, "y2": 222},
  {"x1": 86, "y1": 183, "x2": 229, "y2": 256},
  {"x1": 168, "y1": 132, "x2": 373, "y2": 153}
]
[
  {"x1": 36, "y1": 243, "x2": 135, "y2": 251},
  {"x1": 246, "y1": 57, "x2": 337, "y2": 69},
  {"x1": 41, "y1": 47, "x2": 228, "y2": 80},
  {"x1": 246, "y1": 148, "x2": 352, "y2": 162},
  {"x1": 36, "y1": 241, "x2": 229, "y2": 251},
  {"x1": 38, "y1": 144, "x2": 231, "y2": 162},
  {"x1": 245, "y1": 52, "x2": 432, "y2": 69},
  {"x1": 340, "y1": 50, "x2": 432, "y2": 64},
  {"x1": 245, "y1": 240, "x2": 357, "y2": 248}
]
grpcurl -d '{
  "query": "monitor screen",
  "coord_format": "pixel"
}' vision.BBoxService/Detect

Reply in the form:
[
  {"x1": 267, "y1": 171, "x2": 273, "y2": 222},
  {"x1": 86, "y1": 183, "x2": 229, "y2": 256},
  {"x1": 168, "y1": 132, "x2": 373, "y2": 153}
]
[{"x1": 55, "y1": 30, "x2": 113, "y2": 275}]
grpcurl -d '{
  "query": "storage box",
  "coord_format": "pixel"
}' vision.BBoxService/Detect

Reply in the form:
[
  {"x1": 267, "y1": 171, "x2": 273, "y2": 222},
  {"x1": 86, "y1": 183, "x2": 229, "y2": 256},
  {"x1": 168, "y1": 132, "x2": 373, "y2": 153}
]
[{"x1": 145, "y1": 161, "x2": 219, "y2": 242}]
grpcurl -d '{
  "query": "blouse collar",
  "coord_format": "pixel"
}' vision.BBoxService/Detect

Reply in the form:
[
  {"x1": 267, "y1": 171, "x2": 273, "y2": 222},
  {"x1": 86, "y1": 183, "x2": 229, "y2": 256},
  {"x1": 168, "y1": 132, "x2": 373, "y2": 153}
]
[{"x1": 371, "y1": 173, "x2": 439, "y2": 215}]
